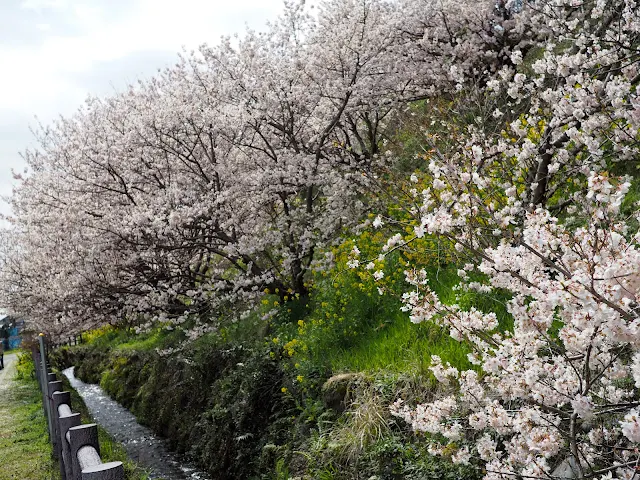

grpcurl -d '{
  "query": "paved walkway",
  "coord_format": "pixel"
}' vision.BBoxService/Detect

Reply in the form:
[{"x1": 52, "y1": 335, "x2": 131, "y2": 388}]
[{"x1": 0, "y1": 353, "x2": 17, "y2": 388}]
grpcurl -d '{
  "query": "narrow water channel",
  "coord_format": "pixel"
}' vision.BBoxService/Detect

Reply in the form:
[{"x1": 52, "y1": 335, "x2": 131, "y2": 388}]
[{"x1": 63, "y1": 367, "x2": 210, "y2": 480}]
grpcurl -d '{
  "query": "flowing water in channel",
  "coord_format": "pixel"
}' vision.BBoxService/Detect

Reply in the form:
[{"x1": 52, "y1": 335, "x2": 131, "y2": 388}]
[{"x1": 63, "y1": 367, "x2": 210, "y2": 480}]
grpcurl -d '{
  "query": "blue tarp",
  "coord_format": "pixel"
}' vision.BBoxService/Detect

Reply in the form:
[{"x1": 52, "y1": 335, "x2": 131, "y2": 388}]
[
  {"x1": 8, "y1": 326, "x2": 21, "y2": 349},
  {"x1": 2, "y1": 322, "x2": 22, "y2": 350}
]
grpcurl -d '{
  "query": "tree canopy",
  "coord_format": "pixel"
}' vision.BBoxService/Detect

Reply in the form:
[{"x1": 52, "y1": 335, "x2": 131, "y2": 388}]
[{"x1": 2, "y1": 0, "x2": 640, "y2": 477}]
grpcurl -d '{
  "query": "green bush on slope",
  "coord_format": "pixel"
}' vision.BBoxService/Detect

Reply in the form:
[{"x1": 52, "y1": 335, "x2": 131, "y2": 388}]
[{"x1": 49, "y1": 255, "x2": 511, "y2": 479}]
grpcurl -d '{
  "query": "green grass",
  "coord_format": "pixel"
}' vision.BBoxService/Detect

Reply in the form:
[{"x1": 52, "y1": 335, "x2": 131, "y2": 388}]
[
  {"x1": 328, "y1": 319, "x2": 471, "y2": 374},
  {"x1": 0, "y1": 352, "x2": 59, "y2": 480},
  {"x1": 79, "y1": 323, "x2": 186, "y2": 354},
  {"x1": 277, "y1": 262, "x2": 512, "y2": 382},
  {"x1": 115, "y1": 330, "x2": 166, "y2": 351}
]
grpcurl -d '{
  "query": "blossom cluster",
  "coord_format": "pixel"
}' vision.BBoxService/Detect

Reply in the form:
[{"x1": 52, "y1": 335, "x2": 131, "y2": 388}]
[{"x1": 382, "y1": 0, "x2": 640, "y2": 476}]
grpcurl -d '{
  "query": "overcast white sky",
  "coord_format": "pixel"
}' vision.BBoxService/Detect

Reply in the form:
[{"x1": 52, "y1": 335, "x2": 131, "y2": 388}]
[{"x1": 0, "y1": 0, "x2": 287, "y2": 217}]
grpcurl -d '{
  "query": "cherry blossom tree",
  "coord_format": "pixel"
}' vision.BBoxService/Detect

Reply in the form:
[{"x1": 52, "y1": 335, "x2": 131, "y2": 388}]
[
  {"x1": 0, "y1": 0, "x2": 518, "y2": 334},
  {"x1": 376, "y1": 0, "x2": 640, "y2": 477}
]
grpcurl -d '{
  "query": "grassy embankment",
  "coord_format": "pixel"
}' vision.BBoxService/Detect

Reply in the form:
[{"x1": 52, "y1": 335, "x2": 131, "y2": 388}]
[{"x1": 50, "y1": 251, "x2": 511, "y2": 480}]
